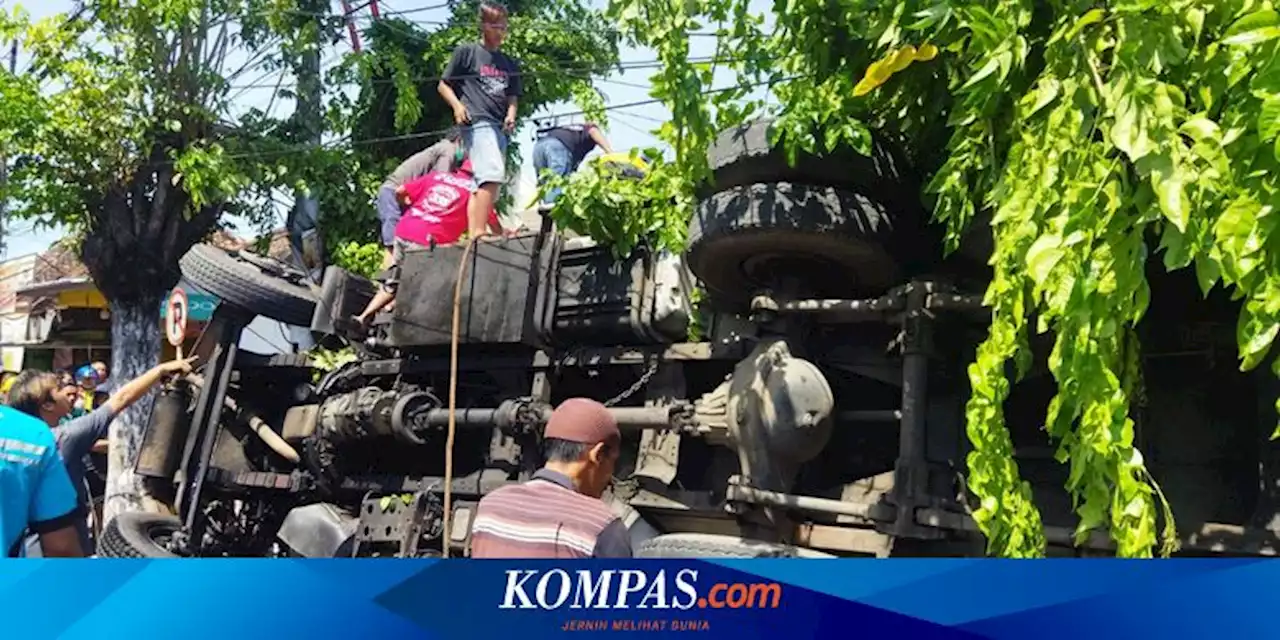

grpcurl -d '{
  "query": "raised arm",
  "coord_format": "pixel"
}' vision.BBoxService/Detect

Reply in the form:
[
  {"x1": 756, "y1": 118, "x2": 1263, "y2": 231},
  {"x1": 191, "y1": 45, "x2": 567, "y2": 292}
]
[
  {"x1": 105, "y1": 357, "x2": 196, "y2": 416},
  {"x1": 586, "y1": 124, "x2": 614, "y2": 155}
]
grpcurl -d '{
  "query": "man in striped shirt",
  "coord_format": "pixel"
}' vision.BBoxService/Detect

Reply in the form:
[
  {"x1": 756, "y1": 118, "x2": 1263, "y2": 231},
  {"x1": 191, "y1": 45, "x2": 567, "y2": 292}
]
[{"x1": 469, "y1": 398, "x2": 633, "y2": 558}]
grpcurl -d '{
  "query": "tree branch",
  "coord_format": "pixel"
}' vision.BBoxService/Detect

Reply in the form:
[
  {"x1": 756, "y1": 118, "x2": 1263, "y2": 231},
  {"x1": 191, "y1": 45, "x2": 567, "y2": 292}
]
[{"x1": 147, "y1": 162, "x2": 175, "y2": 244}]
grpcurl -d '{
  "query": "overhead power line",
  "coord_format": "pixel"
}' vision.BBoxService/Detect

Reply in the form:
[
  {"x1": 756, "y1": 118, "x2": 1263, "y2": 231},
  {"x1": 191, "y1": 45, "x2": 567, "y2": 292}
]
[
  {"x1": 218, "y1": 74, "x2": 801, "y2": 162},
  {"x1": 226, "y1": 54, "x2": 764, "y2": 90}
]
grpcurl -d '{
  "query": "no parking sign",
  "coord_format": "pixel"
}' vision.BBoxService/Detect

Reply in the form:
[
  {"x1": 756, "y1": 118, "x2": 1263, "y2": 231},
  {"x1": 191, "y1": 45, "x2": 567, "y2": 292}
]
[{"x1": 166, "y1": 287, "x2": 189, "y2": 349}]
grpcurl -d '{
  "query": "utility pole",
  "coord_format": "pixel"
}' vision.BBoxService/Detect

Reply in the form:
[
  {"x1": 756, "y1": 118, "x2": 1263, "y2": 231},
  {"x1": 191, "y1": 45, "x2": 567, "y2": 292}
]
[
  {"x1": 0, "y1": 40, "x2": 17, "y2": 259},
  {"x1": 285, "y1": 0, "x2": 326, "y2": 350},
  {"x1": 339, "y1": 0, "x2": 363, "y2": 52}
]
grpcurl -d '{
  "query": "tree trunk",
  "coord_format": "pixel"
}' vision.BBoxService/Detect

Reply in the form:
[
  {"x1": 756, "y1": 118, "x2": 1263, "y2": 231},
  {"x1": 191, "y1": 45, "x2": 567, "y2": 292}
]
[{"x1": 102, "y1": 295, "x2": 168, "y2": 523}]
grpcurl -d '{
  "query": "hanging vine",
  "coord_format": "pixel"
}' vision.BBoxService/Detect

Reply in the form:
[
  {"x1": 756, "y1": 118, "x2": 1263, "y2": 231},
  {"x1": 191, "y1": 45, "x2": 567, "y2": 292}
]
[{"x1": 574, "y1": 0, "x2": 1280, "y2": 557}]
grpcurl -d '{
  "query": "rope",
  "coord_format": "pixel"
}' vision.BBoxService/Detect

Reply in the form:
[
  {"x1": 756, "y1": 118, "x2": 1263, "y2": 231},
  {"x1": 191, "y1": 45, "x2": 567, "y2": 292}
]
[{"x1": 442, "y1": 235, "x2": 481, "y2": 558}]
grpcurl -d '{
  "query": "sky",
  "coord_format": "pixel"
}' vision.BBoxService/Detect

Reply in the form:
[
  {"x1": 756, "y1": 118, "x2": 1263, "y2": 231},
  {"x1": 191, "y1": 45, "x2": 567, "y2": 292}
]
[{"x1": 1, "y1": 0, "x2": 770, "y2": 259}]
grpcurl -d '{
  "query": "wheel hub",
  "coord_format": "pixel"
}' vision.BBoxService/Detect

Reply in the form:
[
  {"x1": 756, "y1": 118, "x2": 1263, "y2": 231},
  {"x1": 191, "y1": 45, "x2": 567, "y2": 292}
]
[{"x1": 739, "y1": 252, "x2": 857, "y2": 298}]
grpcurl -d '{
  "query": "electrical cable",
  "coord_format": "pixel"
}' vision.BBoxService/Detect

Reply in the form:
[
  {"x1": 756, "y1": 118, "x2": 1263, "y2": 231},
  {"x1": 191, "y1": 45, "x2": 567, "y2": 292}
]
[{"x1": 223, "y1": 55, "x2": 748, "y2": 90}]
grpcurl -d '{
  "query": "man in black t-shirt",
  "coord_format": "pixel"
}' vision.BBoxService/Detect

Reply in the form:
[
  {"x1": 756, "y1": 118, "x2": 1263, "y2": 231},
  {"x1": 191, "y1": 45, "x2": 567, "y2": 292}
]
[
  {"x1": 438, "y1": 2, "x2": 522, "y2": 241},
  {"x1": 533, "y1": 122, "x2": 614, "y2": 205}
]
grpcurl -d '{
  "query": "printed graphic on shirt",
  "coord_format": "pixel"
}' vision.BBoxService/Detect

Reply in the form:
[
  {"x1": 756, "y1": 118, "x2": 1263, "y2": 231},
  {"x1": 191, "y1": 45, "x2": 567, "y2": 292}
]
[
  {"x1": 479, "y1": 64, "x2": 509, "y2": 99},
  {"x1": 410, "y1": 183, "x2": 465, "y2": 222},
  {"x1": 0, "y1": 437, "x2": 47, "y2": 465}
]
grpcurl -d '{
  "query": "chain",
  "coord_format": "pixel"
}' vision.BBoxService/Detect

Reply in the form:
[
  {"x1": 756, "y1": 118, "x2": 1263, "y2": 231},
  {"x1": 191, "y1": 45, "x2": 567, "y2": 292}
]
[{"x1": 604, "y1": 358, "x2": 660, "y2": 407}]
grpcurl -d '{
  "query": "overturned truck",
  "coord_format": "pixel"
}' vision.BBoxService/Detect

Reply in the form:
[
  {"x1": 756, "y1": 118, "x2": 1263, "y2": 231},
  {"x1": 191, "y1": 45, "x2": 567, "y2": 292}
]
[{"x1": 101, "y1": 120, "x2": 1280, "y2": 558}]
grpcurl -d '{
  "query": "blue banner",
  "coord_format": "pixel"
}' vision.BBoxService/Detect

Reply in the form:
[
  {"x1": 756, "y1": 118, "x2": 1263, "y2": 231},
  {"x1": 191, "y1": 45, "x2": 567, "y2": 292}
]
[
  {"x1": 159, "y1": 291, "x2": 219, "y2": 322},
  {"x1": 0, "y1": 559, "x2": 1270, "y2": 639}
]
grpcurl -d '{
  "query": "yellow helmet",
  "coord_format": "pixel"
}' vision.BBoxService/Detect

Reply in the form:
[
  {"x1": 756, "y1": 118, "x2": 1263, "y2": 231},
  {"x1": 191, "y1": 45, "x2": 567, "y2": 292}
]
[{"x1": 594, "y1": 152, "x2": 649, "y2": 179}]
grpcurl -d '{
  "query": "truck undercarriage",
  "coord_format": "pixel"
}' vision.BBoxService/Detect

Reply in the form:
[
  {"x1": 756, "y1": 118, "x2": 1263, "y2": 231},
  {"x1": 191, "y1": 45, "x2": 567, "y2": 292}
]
[{"x1": 99, "y1": 119, "x2": 1280, "y2": 558}]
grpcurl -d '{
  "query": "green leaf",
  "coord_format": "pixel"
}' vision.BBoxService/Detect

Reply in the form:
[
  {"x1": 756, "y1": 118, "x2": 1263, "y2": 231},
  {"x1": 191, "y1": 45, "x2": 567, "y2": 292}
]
[
  {"x1": 1239, "y1": 301, "x2": 1280, "y2": 370},
  {"x1": 1152, "y1": 170, "x2": 1189, "y2": 232},
  {"x1": 1271, "y1": 400, "x2": 1280, "y2": 439},
  {"x1": 1186, "y1": 7, "x2": 1205, "y2": 43},
  {"x1": 1064, "y1": 8, "x2": 1105, "y2": 42},
  {"x1": 1026, "y1": 77, "x2": 1060, "y2": 118},
  {"x1": 1122, "y1": 495, "x2": 1145, "y2": 518},
  {"x1": 1025, "y1": 234, "x2": 1064, "y2": 287},
  {"x1": 1194, "y1": 257, "x2": 1220, "y2": 296},
  {"x1": 1179, "y1": 116, "x2": 1220, "y2": 142},
  {"x1": 1223, "y1": 10, "x2": 1280, "y2": 46},
  {"x1": 962, "y1": 52, "x2": 1004, "y2": 90},
  {"x1": 1160, "y1": 221, "x2": 1192, "y2": 270},
  {"x1": 1259, "y1": 95, "x2": 1280, "y2": 141}
]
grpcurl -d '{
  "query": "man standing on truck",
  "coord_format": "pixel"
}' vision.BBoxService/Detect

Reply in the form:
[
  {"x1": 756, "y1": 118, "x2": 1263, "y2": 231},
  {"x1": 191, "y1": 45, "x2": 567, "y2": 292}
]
[
  {"x1": 0, "y1": 403, "x2": 83, "y2": 557},
  {"x1": 8, "y1": 356, "x2": 196, "y2": 555},
  {"x1": 353, "y1": 158, "x2": 504, "y2": 327},
  {"x1": 376, "y1": 128, "x2": 464, "y2": 270},
  {"x1": 468, "y1": 398, "x2": 633, "y2": 558},
  {"x1": 438, "y1": 1, "x2": 522, "y2": 240},
  {"x1": 532, "y1": 121, "x2": 614, "y2": 204}
]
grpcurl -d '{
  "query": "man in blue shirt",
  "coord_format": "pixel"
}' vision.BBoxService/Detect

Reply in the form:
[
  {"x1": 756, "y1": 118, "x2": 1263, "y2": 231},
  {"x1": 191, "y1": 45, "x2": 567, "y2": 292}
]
[{"x1": 0, "y1": 404, "x2": 83, "y2": 557}]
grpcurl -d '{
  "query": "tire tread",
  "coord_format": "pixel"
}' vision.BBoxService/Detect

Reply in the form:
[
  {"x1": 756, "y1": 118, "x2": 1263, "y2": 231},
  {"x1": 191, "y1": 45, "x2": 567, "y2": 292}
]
[{"x1": 180, "y1": 245, "x2": 317, "y2": 326}]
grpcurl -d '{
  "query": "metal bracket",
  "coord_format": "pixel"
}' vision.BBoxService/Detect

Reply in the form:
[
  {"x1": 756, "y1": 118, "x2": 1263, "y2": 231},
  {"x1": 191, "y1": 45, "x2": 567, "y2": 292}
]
[
  {"x1": 883, "y1": 281, "x2": 946, "y2": 540},
  {"x1": 175, "y1": 305, "x2": 253, "y2": 554},
  {"x1": 352, "y1": 491, "x2": 439, "y2": 557}
]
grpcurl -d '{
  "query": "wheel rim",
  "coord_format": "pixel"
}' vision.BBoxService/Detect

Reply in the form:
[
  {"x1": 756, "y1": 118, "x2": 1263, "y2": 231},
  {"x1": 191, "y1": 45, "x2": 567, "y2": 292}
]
[
  {"x1": 145, "y1": 520, "x2": 186, "y2": 556},
  {"x1": 738, "y1": 251, "x2": 858, "y2": 296}
]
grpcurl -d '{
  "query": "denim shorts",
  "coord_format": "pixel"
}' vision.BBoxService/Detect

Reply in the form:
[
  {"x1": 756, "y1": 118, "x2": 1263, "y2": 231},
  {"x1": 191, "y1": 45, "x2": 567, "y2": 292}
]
[
  {"x1": 462, "y1": 121, "x2": 509, "y2": 186},
  {"x1": 377, "y1": 237, "x2": 431, "y2": 294}
]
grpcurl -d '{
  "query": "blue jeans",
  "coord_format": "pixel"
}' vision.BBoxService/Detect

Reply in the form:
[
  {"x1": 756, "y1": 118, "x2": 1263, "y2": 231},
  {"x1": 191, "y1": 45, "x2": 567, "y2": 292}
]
[
  {"x1": 376, "y1": 185, "x2": 400, "y2": 246},
  {"x1": 461, "y1": 121, "x2": 509, "y2": 186},
  {"x1": 532, "y1": 137, "x2": 573, "y2": 204}
]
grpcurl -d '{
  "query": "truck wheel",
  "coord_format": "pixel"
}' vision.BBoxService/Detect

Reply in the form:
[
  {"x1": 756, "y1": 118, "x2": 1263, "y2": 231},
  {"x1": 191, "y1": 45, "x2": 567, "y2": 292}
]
[
  {"x1": 700, "y1": 119, "x2": 992, "y2": 275},
  {"x1": 98, "y1": 512, "x2": 182, "y2": 558},
  {"x1": 687, "y1": 182, "x2": 901, "y2": 308},
  {"x1": 635, "y1": 533, "x2": 834, "y2": 558},
  {"x1": 180, "y1": 245, "x2": 318, "y2": 326},
  {"x1": 700, "y1": 119, "x2": 916, "y2": 200}
]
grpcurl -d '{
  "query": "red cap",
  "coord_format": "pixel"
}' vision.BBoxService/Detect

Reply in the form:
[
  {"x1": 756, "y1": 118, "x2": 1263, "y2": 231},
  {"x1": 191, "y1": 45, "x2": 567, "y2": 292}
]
[{"x1": 544, "y1": 398, "x2": 619, "y2": 445}]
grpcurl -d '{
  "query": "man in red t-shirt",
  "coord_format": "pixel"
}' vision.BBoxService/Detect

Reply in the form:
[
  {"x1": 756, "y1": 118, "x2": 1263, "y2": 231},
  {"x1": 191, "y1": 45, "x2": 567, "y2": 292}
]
[{"x1": 354, "y1": 159, "x2": 503, "y2": 326}]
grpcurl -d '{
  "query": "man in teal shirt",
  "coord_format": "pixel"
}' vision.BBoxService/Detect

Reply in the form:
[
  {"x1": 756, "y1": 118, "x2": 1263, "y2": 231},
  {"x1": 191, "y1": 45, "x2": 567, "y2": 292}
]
[{"x1": 0, "y1": 404, "x2": 83, "y2": 557}]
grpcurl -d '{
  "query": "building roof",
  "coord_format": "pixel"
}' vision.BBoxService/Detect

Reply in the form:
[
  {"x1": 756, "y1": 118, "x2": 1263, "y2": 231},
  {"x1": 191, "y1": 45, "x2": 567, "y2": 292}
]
[{"x1": 30, "y1": 229, "x2": 268, "y2": 286}]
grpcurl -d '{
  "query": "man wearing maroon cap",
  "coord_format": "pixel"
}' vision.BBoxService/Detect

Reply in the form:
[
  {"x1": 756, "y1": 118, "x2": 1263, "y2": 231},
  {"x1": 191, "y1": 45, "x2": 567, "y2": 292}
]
[{"x1": 468, "y1": 398, "x2": 633, "y2": 558}]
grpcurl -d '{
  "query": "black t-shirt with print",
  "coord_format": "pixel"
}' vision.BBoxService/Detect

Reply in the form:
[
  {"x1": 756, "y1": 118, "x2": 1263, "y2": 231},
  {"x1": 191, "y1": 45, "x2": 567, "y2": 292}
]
[{"x1": 443, "y1": 43, "x2": 522, "y2": 124}]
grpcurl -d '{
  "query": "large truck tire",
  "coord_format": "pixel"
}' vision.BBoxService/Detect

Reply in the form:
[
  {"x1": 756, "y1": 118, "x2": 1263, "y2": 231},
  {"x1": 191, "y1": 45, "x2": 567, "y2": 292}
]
[
  {"x1": 635, "y1": 533, "x2": 834, "y2": 558},
  {"x1": 98, "y1": 512, "x2": 182, "y2": 558},
  {"x1": 180, "y1": 245, "x2": 318, "y2": 326},
  {"x1": 700, "y1": 119, "x2": 917, "y2": 202},
  {"x1": 687, "y1": 182, "x2": 902, "y2": 308},
  {"x1": 700, "y1": 118, "x2": 992, "y2": 275}
]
